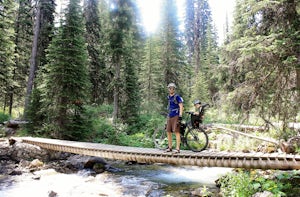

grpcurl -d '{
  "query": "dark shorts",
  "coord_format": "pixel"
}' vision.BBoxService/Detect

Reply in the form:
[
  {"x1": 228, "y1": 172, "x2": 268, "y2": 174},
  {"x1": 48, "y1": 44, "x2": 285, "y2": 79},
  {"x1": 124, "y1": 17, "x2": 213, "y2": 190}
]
[{"x1": 166, "y1": 116, "x2": 180, "y2": 133}]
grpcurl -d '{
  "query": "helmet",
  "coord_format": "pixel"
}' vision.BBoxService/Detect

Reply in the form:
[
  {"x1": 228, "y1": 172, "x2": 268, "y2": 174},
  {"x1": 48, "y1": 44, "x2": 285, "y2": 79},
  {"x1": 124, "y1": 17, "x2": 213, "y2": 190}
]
[
  {"x1": 193, "y1": 99, "x2": 201, "y2": 105},
  {"x1": 167, "y1": 83, "x2": 176, "y2": 88}
]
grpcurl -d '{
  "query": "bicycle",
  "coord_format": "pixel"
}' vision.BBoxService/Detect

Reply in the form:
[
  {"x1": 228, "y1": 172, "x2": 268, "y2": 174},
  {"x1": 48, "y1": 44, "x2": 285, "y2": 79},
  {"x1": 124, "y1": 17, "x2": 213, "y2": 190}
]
[{"x1": 153, "y1": 104, "x2": 210, "y2": 152}]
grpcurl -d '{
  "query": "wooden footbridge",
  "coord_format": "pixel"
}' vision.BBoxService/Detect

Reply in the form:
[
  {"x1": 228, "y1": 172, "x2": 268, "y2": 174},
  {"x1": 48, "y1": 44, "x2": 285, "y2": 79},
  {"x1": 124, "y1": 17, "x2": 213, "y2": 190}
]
[{"x1": 16, "y1": 137, "x2": 300, "y2": 170}]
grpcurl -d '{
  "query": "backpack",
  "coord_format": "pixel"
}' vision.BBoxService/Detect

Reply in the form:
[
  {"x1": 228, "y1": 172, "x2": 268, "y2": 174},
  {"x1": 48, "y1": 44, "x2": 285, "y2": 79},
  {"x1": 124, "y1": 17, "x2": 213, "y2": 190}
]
[
  {"x1": 167, "y1": 94, "x2": 182, "y2": 111},
  {"x1": 169, "y1": 94, "x2": 179, "y2": 104}
]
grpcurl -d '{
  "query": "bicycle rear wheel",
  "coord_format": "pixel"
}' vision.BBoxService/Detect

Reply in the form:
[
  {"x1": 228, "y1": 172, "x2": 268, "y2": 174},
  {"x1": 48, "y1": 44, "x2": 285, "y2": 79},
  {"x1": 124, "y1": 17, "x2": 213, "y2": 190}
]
[
  {"x1": 153, "y1": 125, "x2": 169, "y2": 150},
  {"x1": 185, "y1": 127, "x2": 208, "y2": 152}
]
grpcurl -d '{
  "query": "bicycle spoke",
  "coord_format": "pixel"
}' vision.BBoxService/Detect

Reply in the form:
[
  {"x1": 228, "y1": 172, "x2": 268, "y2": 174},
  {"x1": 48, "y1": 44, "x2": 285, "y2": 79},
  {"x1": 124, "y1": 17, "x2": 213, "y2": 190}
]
[
  {"x1": 185, "y1": 127, "x2": 208, "y2": 152},
  {"x1": 153, "y1": 126, "x2": 169, "y2": 150}
]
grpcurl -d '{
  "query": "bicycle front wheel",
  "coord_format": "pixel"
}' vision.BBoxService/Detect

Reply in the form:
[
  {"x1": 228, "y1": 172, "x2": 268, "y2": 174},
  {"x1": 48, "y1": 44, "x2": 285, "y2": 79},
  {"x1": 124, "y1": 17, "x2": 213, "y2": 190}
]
[
  {"x1": 185, "y1": 127, "x2": 208, "y2": 152},
  {"x1": 153, "y1": 125, "x2": 169, "y2": 150}
]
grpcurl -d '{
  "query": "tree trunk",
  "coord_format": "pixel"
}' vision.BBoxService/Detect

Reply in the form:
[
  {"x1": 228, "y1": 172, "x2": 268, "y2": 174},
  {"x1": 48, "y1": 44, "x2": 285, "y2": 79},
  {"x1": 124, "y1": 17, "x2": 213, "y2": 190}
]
[
  {"x1": 193, "y1": 0, "x2": 202, "y2": 74},
  {"x1": 113, "y1": 60, "x2": 120, "y2": 123},
  {"x1": 296, "y1": 65, "x2": 300, "y2": 92},
  {"x1": 8, "y1": 87, "x2": 13, "y2": 116},
  {"x1": 24, "y1": 3, "x2": 41, "y2": 118}
]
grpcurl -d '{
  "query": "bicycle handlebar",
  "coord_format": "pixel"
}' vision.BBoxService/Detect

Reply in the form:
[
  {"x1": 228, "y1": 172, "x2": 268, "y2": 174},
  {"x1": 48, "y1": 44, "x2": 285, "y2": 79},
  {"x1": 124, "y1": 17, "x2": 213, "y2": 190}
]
[
  {"x1": 160, "y1": 103, "x2": 210, "y2": 117},
  {"x1": 202, "y1": 103, "x2": 210, "y2": 108},
  {"x1": 159, "y1": 112, "x2": 168, "y2": 116}
]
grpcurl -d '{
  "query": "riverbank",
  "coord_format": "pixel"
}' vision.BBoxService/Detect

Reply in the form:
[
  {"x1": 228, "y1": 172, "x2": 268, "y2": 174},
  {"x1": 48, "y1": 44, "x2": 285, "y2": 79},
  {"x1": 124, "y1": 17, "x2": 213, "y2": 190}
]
[
  {"x1": 0, "y1": 138, "x2": 230, "y2": 196},
  {"x1": 2, "y1": 137, "x2": 300, "y2": 197}
]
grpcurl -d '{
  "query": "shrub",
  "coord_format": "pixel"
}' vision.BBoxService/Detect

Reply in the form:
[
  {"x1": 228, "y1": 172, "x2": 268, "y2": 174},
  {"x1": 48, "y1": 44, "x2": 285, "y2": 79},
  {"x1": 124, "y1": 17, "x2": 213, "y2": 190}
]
[
  {"x1": 218, "y1": 170, "x2": 293, "y2": 196},
  {"x1": 0, "y1": 112, "x2": 10, "y2": 123},
  {"x1": 219, "y1": 170, "x2": 254, "y2": 197}
]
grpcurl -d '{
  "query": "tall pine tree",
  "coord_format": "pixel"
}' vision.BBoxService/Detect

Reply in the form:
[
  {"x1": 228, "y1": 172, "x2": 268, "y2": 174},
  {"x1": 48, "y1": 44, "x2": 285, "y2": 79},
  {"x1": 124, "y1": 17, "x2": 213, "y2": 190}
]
[
  {"x1": 119, "y1": 0, "x2": 142, "y2": 126},
  {"x1": 9, "y1": 0, "x2": 33, "y2": 116},
  {"x1": 42, "y1": 0, "x2": 91, "y2": 140},
  {"x1": 184, "y1": 0, "x2": 217, "y2": 104},
  {"x1": 24, "y1": 0, "x2": 55, "y2": 122},
  {"x1": 84, "y1": 0, "x2": 110, "y2": 104},
  {"x1": 158, "y1": 0, "x2": 187, "y2": 108},
  {"x1": 109, "y1": 0, "x2": 141, "y2": 124},
  {"x1": 0, "y1": 0, "x2": 16, "y2": 113},
  {"x1": 139, "y1": 35, "x2": 163, "y2": 113}
]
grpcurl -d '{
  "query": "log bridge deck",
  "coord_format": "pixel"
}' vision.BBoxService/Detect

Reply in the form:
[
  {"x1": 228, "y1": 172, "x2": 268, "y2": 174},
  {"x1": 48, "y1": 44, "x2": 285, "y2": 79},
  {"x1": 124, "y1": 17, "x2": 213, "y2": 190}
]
[{"x1": 16, "y1": 137, "x2": 300, "y2": 170}]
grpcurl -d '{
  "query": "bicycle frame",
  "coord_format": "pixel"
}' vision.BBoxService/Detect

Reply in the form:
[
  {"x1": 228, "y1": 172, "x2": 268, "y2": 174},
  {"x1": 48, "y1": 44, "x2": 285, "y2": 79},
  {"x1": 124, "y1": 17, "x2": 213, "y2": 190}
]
[{"x1": 153, "y1": 108, "x2": 209, "y2": 152}]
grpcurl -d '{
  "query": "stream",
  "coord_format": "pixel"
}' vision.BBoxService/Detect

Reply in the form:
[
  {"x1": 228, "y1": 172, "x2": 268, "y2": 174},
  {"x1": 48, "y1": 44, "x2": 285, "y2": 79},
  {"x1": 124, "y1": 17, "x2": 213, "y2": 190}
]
[{"x1": 0, "y1": 161, "x2": 232, "y2": 197}]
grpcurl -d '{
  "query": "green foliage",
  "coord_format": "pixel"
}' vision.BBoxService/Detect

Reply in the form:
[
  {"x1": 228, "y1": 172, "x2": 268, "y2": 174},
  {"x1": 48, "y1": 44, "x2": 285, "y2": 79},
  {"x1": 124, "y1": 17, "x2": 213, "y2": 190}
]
[
  {"x1": 0, "y1": 112, "x2": 10, "y2": 123},
  {"x1": 206, "y1": 107, "x2": 241, "y2": 124},
  {"x1": 121, "y1": 43, "x2": 141, "y2": 126},
  {"x1": 184, "y1": 0, "x2": 218, "y2": 101},
  {"x1": 83, "y1": 104, "x2": 119, "y2": 144},
  {"x1": 91, "y1": 119, "x2": 116, "y2": 143},
  {"x1": 118, "y1": 132, "x2": 153, "y2": 148},
  {"x1": 276, "y1": 170, "x2": 300, "y2": 195},
  {"x1": 295, "y1": 146, "x2": 300, "y2": 154},
  {"x1": 63, "y1": 106, "x2": 93, "y2": 141},
  {"x1": 253, "y1": 177, "x2": 287, "y2": 196},
  {"x1": 0, "y1": 0, "x2": 17, "y2": 114},
  {"x1": 1, "y1": 0, "x2": 299, "y2": 150},
  {"x1": 81, "y1": 105, "x2": 165, "y2": 147},
  {"x1": 86, "y1": 104, "x2": 113, "y2": 118},
  {"x1": 219, "y1": 170, "x2": 254, "y2": 197},
  {"x1": 41, "y1": 0, "x2": 91, "y2": 140},
  {"x1": 84, "y1": 0, "x2": 111, "y2": 104},
  {"x1": 198, "y1": 185, "x2": 213, "y2": 197},
  {"x1": 219, "y1": 170, "x2": 292, "y2": 197},
  {"x1": 118, "y1": 113, "x2": 166, "y2": 148},
  {"x1": 191, "y1": 71, "x2": 210, "y2": 104},
  {"x1": 25, "y1": 88, "x2": 45, "y2": 134},
  {"x1": 121, "y1": 0, "x2": 143, "y2": 126},
  {"x1": 10, "y1": 0, "x2": 34, "y2": 116},
  {"x1": 159, "y1": 0, "x2": 187, "y2": 97},
  {"x1": 38, "y1": 0, "x2": 55, "y2": 69},
  {"x1": 220, "y1": 0, "x2": 300, "y2": 133},
  {"x1": 139, "y1": 35, "x2": 164, "y2": 113},
  {"x1": 128, "y1": 113, "x2": 164, "y2": 136},
  {"x1": 108, "y1": 0, "x2": 142, "y2": 124}
]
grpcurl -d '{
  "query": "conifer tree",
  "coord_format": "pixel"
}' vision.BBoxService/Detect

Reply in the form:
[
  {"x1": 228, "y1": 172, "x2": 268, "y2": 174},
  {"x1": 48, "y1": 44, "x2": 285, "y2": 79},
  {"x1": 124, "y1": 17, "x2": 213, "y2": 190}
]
[
  {"x1": 158, "y1": 0, "x2": 187, "y2": 107},
  {"x1": 7, "y1": 0, "x2": 33, "y2": 116},
  {"x1": 200, "y1": 20, "x2": 219, "y2": 100},
  {"x1": 184, "y1": 0, "x2": 217, "y2": 103},
  {"x1": 0, "y1": 0, "x2": 16, "y2": 113},
  {"x1": 110, "y1": 0, "x2": 125, "y2": 122},
  {"x1": 109, "y1": 0, "x2": 142, "y2": 122},
  {"x1": 140, "y1": 35, "x2": 162, "y2": 112},
  {"x1": 24, "y1": 0, "x2": 55, "y2": 120},
  {"x1": 192, "y1": 71, "x2": 210, "y2": 102},
  {"x1": 185, "y1": 0, "x2": 195, "y2": 64},
  {"x1": 84, "y1": 0, "x2": 110, "y2": 104},
  {"x1": 185, "y1": 0, "x2": 213, "y2": 73},
  {"x1": 119, "y1": 0, "x2": 142, "y2": 126},
  {"x1": 24, "y1": 0, "x2": 41, "y2": 115},
  {"x1": 37, "y1": 0, "x2": 55, "y2": 70},
  {"x1": 42, "y1": 0, "x2": 91, "y2": 140},
  {"x1": 222, "y1": 0, "x2": 299, "y2": 131}
]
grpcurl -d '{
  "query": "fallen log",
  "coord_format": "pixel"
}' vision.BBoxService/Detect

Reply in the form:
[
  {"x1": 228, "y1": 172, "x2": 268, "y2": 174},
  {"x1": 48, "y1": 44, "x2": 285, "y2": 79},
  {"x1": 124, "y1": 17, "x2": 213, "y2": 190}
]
[
  {"x1": 214, "y1": 122, "x2": 300, "y2": 132},
  {"x1": 213, "y1": 125, "x2": 300, "y2": 153},
  {"x1": 213, "y1": 125, "x2": 279, "y2": 145},
  {"x1": 213, "y1": 123, "x2": 266, "y2": 132},
  {"x1": 4, "y1": 120, "x2": 28, "y2": 128}
]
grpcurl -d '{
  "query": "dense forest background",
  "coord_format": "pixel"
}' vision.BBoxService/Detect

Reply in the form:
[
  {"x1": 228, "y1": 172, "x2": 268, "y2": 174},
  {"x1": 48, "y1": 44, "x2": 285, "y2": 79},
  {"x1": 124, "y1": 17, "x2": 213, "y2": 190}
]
[{"x1": 0, "y1": 0, "x2": 299, "y2": 142}]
